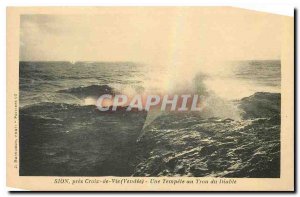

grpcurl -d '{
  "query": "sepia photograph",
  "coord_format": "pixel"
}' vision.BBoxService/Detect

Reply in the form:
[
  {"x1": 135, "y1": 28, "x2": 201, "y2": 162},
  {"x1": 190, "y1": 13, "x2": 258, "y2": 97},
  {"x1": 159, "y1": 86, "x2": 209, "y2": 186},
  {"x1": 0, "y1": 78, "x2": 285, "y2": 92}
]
[{"x1": 6, "y1": 6, "x2": 294, "y2": 191}]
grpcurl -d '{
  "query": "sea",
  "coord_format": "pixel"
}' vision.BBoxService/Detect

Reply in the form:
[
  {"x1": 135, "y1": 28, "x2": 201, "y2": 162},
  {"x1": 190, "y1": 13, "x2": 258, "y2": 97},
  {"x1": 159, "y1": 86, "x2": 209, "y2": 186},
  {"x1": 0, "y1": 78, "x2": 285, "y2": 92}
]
[{"x1": 19, "y1": 60, "x2": 281, "y2": 177}]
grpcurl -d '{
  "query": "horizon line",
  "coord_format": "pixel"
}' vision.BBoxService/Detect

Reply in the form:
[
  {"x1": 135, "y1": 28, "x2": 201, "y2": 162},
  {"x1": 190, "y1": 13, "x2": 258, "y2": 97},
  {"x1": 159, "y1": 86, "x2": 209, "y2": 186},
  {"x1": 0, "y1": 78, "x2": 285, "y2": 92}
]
[{"x1": 19, "y1": 59, "x2": 281, "y2": 62}]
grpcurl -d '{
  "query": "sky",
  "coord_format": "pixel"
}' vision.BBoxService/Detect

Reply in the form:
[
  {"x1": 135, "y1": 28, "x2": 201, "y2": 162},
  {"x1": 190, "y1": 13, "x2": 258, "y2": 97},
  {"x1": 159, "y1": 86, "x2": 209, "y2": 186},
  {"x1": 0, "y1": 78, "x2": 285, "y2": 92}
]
[{"x1": 20, "y1": 7, "x2": 284, "y2": 63}]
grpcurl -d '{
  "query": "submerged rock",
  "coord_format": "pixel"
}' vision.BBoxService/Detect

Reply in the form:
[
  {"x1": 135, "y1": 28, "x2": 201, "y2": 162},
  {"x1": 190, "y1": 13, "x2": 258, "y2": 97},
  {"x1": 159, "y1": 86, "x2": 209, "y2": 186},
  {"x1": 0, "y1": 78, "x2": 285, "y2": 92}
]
[
  {"x1": 57, "y1": 85, "x2": 115, "y2": 99},
  {"x1": 239, "y1": 92, "x2": 280, "y2": 119}
]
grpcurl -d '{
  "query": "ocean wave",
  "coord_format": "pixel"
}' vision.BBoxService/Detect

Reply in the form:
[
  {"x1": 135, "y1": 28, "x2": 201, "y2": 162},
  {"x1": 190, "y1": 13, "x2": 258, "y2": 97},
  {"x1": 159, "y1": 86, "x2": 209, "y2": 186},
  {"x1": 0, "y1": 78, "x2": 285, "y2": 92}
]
[
  {"x1": 20, "y1": 101, "x2": 148, "y2": 117},
  {"x1": 19, "y1": 90, "x2": 280, "y2": 177},
  {"x1": 20, "y1": 102, "x2": 148, "y2": 176},
  {"x1": 133, "y1": 92, "x2": 280, "y2": 177},
  {"x1": 19, "y1": 92, "x2": 83, "y2": 108}
]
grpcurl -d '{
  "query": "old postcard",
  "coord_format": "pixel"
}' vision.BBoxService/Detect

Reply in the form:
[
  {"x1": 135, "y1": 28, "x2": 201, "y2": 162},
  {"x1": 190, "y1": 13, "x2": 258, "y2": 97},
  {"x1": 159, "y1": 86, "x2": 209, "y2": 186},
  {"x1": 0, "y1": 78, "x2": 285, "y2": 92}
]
[{"x1": 7, "y1": 7, "x2": 294, "y2": 191}]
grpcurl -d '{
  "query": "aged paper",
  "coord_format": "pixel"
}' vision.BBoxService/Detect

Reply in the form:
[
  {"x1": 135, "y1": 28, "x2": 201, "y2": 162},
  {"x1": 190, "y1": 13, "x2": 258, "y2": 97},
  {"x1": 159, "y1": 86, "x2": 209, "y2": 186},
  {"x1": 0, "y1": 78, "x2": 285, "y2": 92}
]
[{"x1": 7, "y1": 7, "x2": 294, "y2": 191}]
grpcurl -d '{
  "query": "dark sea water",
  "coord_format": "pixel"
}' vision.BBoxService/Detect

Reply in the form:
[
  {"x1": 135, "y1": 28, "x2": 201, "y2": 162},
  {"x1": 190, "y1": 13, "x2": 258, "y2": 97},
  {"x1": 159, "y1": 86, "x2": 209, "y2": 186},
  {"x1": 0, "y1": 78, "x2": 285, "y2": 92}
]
[{"x1": 19, "y1": 60, "x2": 281, "y2": 177}]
